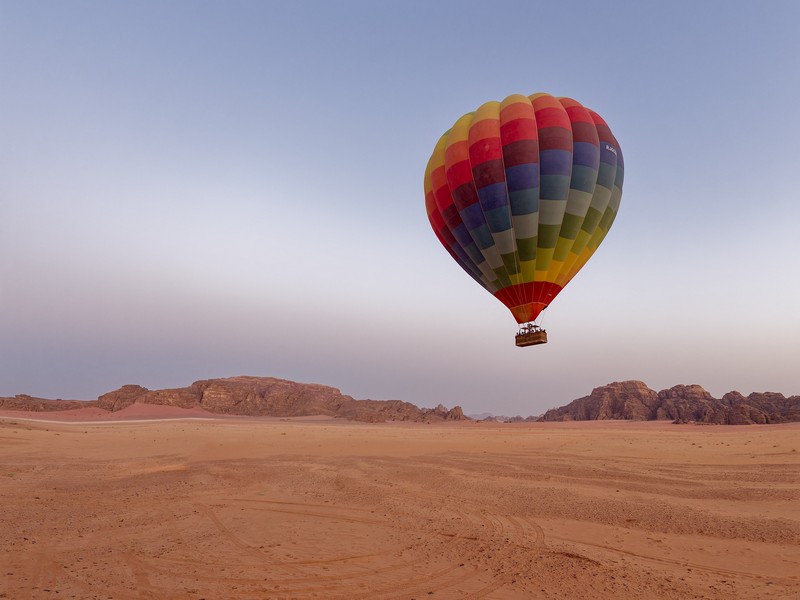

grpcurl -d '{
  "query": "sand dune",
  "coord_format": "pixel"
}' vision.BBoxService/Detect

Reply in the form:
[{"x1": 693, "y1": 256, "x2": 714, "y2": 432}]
[{"x1": 1, "y1": 418, "x2": 798, "y2": 599}]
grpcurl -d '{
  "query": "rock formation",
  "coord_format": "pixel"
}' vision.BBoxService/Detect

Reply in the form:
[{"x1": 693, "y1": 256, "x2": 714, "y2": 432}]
[
  {"x1": 95, "y1": 385, "x2": 148, "y2": 411},
  {"x1": 0, "y1": 395, "x2": 92, "y2": 412},
  {"x1": 540, "y1": 381, "x2": 800, "y2": 424},
  {"x1": 4, "y1": 378, "x2": 798, "y2": 425},
  {"x1": 7, "y1": 376, "x2": 468, "y2": 423},
  {"x1": 542, "y1": 380, "x2": 660, "y2": 421}
]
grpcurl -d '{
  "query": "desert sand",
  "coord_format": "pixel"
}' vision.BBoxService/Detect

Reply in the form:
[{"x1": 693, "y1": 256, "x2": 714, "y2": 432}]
[{"x1": 1, "y1": 410, "x2": 798, "y2": 599}]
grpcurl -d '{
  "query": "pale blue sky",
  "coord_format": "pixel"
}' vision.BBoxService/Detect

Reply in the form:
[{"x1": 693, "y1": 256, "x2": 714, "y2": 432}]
[{"x1": 2, "y1": 1, "x2": 799, "y2": 414}]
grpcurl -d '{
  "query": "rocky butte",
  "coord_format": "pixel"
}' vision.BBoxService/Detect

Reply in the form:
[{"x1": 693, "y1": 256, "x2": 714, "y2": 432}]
[
  {"x1": 540, "y1": 380, "x2": 800, "y2": 425},
  {"x1": 0, "y1": 376, "x2": 467, "y2": 423}
]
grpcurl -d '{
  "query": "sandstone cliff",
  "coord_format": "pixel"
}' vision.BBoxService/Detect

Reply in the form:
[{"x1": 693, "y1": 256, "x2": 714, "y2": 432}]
[
  {"x1": 91, "y1": 376, "x2": 468, "y2": 422},
  {"x1": 540, "y1": 381, "x2": 800, "y2": 424},
  {"x1": 542, "y1": 381, "x2": 661, "y2": 421},
  {"x1": 0, "y1": 395, "x2": 94, "y2": 412}
]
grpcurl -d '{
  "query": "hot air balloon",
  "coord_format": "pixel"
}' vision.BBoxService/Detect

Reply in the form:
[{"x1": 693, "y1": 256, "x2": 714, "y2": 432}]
[{"x1": 424, "y1": 93, "x2": 624, "y2": 346}]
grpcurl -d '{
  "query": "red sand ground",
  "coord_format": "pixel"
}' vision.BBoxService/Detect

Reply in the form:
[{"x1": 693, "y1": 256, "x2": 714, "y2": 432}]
[
  {"x1": 1, "y1": 414, "x2": 798, "y2": 599},
  {"x1": 0, "y1": 403, "x2": 218, "y2": 422}
]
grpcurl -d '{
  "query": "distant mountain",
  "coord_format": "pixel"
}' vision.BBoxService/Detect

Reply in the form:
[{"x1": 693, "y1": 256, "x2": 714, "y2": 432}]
[
  {"x1": 468, "y1": 412, "x2": 494, "y2": 420},
  {"x1": 0, "y1": 376, "x2": 467, "y2": 423},
  {"x1": 540, "y1": 381, "x2": 800, "y2": 425},
  {"x1": 0, "y1": 395, "x2": 88, "y2": 412},
  {"x1": 469, "y1": 413, "x2": 539, "y2": 423}
]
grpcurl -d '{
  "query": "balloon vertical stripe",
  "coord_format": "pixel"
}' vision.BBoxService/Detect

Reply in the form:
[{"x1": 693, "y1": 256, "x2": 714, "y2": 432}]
[
  {"x1": 499, "y1": 94, "x2": 539, "y2": 316},
  {"x1": 530, "y1": 94, "x2": 572, "y2": 286}
]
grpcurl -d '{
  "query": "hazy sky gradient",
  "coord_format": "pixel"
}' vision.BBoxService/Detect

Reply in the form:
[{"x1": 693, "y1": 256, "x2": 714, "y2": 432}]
[{"x1": 2, "y1": 1, "x2": 799, "y2": 414}]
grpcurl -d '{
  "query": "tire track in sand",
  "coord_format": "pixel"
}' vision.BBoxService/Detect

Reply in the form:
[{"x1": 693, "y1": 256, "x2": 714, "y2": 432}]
[
  {"x1": 176, "y1": 496, "x2": 500, "y2": 598},
  {"x1": 547, "y1": 533, "x2": 798, "y2": 584}
]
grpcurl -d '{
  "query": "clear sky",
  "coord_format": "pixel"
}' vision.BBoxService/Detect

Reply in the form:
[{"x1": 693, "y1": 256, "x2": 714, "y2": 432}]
[{"x1": 2, "y1": 1, "x2": 799, "y2": 415}]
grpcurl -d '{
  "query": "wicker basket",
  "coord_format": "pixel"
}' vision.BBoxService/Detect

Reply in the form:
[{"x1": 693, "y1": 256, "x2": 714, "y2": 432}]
[{"x1": 515, "y1": 330, "x2": 548, "y2": 347}]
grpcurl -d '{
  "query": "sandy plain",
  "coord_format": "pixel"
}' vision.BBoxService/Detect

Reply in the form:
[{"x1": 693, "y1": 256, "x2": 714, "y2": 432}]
[{"x1": 1, "y1": 410, "x2": 798, "y2": 600}]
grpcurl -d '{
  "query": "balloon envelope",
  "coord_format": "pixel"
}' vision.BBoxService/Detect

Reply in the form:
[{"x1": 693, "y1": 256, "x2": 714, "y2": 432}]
[{"x1": 424, "y1": 93, "x2": 624, "y2": 324}]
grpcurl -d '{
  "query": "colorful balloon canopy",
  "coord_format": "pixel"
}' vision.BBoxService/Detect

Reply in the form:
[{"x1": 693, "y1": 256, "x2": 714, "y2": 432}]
[{"x1": 424, "y1": 92, "x2": 624, "y2": 324}]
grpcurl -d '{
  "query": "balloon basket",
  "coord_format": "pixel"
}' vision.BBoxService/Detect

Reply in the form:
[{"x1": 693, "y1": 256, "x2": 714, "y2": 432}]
[{"x1": 515, "y1": 329, "x2": 548, "y2": 347}]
